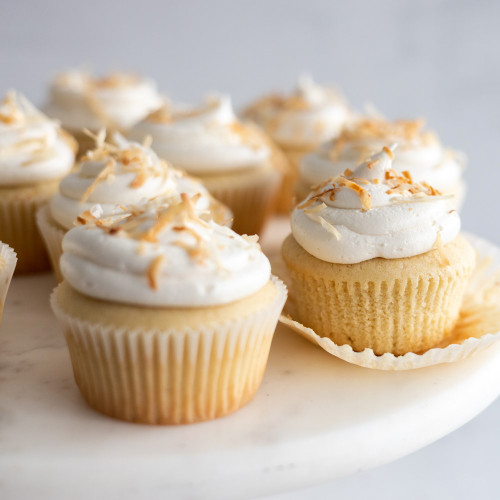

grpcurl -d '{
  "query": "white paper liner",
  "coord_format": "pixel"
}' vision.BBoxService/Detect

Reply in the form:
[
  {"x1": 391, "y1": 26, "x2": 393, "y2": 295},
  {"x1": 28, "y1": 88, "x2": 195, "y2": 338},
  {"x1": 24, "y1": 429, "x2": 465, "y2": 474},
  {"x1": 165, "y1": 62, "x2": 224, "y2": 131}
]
[
  {"x1": 0, "y1": 242, "x2": 17, "y2": 325},
  {"x1": 36, "y1": 205, "x2": 65, "y2": 282},
  {"x1": 0, "y1": 195, "x2": 51, "y2": 273},
  {"x1": 50, "y1": 276, "x2": 287, "y2": 424},
  {"x1": 203, "y1": 167, "x2": 281, "y2": 236},
  {"x1": 274, "y1": 233, "x2": 500, "y2": 370}
]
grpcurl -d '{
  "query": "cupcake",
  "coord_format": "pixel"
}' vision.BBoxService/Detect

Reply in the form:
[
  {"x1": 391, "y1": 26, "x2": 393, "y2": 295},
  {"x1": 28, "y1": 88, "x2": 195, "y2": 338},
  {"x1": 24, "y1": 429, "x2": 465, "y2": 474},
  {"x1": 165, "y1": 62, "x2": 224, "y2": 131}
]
[
  {"x1": 37, "y1": 132, "x2": 231, "y2": 281},
  {"x1": 50, "y1": 194, "x2": 287, "y2": 424},
  {"x1": 282, "y1": 145, "x2": 475, "y2": 356},
  {"x1": 0, "y1": 242, "x2": 17, "y2": 326},
  {"x1": 44, "y1": 70, "x2": 164, "y2": 154},
  {"x1": 243, "y1": 76, "x2": 352, "y2": 211},
  {"x1": 129, "y1": 94, "x2": 282, "y2": 235},
  {"x1": 0, "y1": 91, "x2": 76, "y2": 273},
  {"x1": 298, "y1": 117, "x2": 466, "y2": 208}
]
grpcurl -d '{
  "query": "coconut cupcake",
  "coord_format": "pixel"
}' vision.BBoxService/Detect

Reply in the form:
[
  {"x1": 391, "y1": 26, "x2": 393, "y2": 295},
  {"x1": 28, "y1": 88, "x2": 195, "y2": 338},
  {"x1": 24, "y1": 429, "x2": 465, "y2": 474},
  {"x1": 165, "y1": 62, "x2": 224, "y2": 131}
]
[
  {"x1": 243, "y1": 76, "x2": 352, "y2": 211},
  {"x1": 50, "y1": 194, "x2": 287, "y2": 424},
  {"x1": 129, "y1": 94, "x2": 282, "y2": 236},
  {"x1": 44, "y1": 70, "x2": 164, "y2": 154},
  {"x1": 0, "y1": 91, "x2": 76, "y2": 273},
  {"x1": 282, "y1": 145, "x2": 475, "y2": 356},
  {"x1": 37, "y1": 132, "x2": 231, "y2": 281},
  {"x1": 298, "y1": 117, "x2": 466, "y2": 208},
  {"x1": 0, "y1": 241, "x2": 17, "y2": 326}
]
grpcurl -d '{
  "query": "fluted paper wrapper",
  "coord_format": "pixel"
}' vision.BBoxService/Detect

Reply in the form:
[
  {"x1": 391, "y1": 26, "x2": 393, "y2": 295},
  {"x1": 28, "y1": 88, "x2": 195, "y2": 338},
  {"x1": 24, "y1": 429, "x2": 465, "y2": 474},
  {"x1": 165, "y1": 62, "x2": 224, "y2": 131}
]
[
  {"x1": 50, "y1": 277, "x2": 287, "y2": 424},
  {"x1": 0, "y1": 243, "x2": 17, "y2": 325},
  {"x1": 204, "y1": 169, "x2": 281, "y2": 236},
  {"x1": 273, "y1": 233, "x2": 500, "y2": 370},
  {"x1": 36, "y1": 205, "x2": 65, "y2": 282},
  {"x1": 0, "y1": 196, "x2": 51, "y2": 273}
]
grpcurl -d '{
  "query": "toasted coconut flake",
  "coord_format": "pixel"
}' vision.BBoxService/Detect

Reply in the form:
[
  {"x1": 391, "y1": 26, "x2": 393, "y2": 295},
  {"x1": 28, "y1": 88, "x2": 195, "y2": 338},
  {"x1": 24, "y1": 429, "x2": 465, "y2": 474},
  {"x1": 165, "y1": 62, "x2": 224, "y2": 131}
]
[
  {"x1": 402, "y1": 170, "x2": 413, "y2": 183},
  {"x1": 435, "y1": 233, "x2": 450, "y2": 266},
  {"x1": 304, "y1": 202, "x2": 327, "y2": 215},
  {"x1": 75, "y1": 209, "x2": 99, "y2": 226},
  {"x1": 306, "y1": 213, "x2": 342, "y2": 240},
  {"x1": 80, "y1": 157, "x2": 116, "y2": 204},
  {"x1": 382, "y1": 146, "x2": 394, "y2": 159},
  {"x1": 366, "y1": 158, "x2": 380, "y2": 169},
  {"x1": 147, "y1": 255, "x2": 165, "y2": 290},
  {"x1": 297, "y1": 198, "x2": 316, "y2": 210},
  {"x1": 242, "y1": 234, "x2": 260, "y2": 244},
  {"x1": 352, "y1": 176, "x2": 370, "y2": 185},
  {"x1": 130, "y1": 170, "x2": 148, "y2": 189}
]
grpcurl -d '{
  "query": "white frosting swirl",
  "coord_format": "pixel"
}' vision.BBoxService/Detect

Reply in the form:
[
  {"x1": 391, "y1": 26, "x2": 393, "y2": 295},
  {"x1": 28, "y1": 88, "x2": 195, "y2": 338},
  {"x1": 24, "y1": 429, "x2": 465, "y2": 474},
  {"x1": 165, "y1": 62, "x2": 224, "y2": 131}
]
[
  {"x1": 129, "y1": 94, "x2": 270, "y2": 174},
  {"x1": 44, "y1": 70, "x2": 164, "y2": 130},
  {"x1": 0, "y1": 91, "x2": 75, "y2": 186},
  {"x1": 243, "y1": 76, "x2": 351, "y2": 147},
  {"x1": 60, "y1": 195, "x2": 271, "y2": 307},
  {"x1": 292, "y1": 145, "x2": 460, "y2": 264},
  {"x1": 300, "y1": 118, "x2": 465, "y2": 194},
  {"x1": 50, "y1": 134, "x2": 216, "y2": 230}
]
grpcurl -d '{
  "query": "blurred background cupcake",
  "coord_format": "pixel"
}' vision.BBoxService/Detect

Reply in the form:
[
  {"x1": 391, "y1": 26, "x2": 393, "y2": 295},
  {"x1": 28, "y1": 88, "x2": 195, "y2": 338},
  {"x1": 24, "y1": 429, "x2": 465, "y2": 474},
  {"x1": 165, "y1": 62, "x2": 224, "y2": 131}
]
[
  {"x1": 243, "y1": 76, "x2": 353, "y2": 212},
  {"x1": 129, "y1": 94, "x2": 282, "y2": 235},
  {"x1": 44, "y1": 70, "x2": 164, "y2": 155},
  {"x1": 51, "y1": 194, "x2": 286, "y2": 424},
  {"x1": 37, "y1": 132, "x2": 230, "y2": 281},
  {"x1": 298, "y1": 116, "x2": 466, "y2": 209},
  {"x1": 0, "y1": 91, "x2": 76, "y2": 273}
]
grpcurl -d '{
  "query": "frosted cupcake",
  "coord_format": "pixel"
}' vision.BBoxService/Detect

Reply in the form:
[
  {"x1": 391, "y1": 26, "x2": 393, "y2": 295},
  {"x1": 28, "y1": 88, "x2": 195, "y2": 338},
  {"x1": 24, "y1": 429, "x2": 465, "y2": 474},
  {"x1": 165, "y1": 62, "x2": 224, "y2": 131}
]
[
  {"x1": 0, "y1": 242, "x2": 17, "y2": 326},
  {"x1": 243, "y1": 76, "x2": 352, "y2": 211},
  {"x1": 298, "y1": 117, "x2": 466, "y2": 208},
  {"x1": 37, "y1": 132, "x2": 230, "y2": 281},
  {"x1": 282, "y1": 145, "x2": 475, "y2": 355},
  {"x1": 44, "y1": 70, "x2": 164, "y2": 154},
  {"x1": 129, "y1": 94, "x2": 282, "y2": 235},
  {"x1": 51, "y1": 194, "x2": 287, "y2": 424},
  {"x1": 0, "y1": 91, "x2": 76, "y2": 273}
]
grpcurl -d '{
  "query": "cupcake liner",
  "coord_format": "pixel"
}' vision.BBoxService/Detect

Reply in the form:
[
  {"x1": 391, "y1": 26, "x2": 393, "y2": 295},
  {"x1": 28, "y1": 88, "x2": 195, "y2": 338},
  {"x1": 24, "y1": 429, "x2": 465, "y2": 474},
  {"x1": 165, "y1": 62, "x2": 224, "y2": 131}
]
[
  {"x1": 0, "y1": 243, "x2": 17, "y2": 325},
  {"x1": 50, "y1": 277, "x2": 287, "y2": 424},
  {"x1": 203, "y1": 168, "x2": 281, "y2": 236},
  {"x1": 286, "y1": 260, "x2": 468, "y2": 356},
  {"x1": 273, "y1": 233, "x2": 500, "y2": 370},
  {"x1": 0, "y1": 195, "x2": 51, "y2": 273},
  {"x1": 36, "y1": 205, "x2": 66, "y2": 282}
]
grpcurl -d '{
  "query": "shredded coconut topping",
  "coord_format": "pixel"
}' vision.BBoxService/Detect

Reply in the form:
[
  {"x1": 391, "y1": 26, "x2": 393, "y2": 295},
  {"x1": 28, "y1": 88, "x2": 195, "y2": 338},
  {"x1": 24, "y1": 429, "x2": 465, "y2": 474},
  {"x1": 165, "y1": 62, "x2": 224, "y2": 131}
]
[
  {"x1": 70, "y1": 193, "x2": 266, "y2": 293},
  {"x1": 77, "y1": 130, "x2": 170, "y2": 204}
]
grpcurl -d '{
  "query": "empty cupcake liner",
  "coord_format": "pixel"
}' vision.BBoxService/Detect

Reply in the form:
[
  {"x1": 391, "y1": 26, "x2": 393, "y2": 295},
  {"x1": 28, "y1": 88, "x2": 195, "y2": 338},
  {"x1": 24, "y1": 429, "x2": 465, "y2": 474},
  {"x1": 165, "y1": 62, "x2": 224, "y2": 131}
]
[
  {"x1": 274, "y1": 233, "x2": 500, "y2": 370},
  {"x1": 50, "y1": 277, "x2": 287, "y2": 424}
]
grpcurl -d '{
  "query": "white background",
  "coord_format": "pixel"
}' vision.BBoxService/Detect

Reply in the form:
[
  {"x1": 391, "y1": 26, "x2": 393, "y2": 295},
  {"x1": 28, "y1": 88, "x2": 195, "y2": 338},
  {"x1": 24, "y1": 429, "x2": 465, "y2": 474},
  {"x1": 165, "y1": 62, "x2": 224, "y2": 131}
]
[{"x1": 1, "y1": 1, "x2": 499, "y2": 498}]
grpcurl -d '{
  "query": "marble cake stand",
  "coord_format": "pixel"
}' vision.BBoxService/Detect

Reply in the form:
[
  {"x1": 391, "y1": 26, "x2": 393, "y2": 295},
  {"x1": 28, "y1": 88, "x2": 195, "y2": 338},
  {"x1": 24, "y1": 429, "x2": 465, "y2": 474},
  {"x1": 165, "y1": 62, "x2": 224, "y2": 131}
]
[{"x1": 2, "y1": 270, "x2": 500, "y2": 500}]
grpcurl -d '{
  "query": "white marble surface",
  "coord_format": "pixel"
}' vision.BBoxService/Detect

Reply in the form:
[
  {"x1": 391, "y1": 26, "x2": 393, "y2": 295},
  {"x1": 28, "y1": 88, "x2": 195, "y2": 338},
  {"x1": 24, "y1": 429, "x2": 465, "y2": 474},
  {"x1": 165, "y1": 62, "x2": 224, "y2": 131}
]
[
  {"x1": 1, "y1": 2, "x2": 500, "y2": 498},
  {"x1": 1, "y1": 271, "x2": 500, "y2": 500}
]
